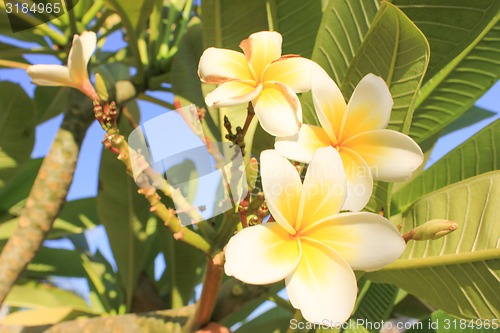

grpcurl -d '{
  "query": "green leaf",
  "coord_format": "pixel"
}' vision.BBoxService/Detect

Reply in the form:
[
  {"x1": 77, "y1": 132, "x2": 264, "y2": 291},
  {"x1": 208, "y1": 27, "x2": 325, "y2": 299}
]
[
  {"x1": 5, "y1": 279, "x2": 91, "y2": 312},
  {"x1": 393, "y1": 0, "x2": 500, "y2": 83},
  {"x1": 81, "y1": 250, "x2": 125, "y2": 314},
  {"x1": 27, "y1": 247, "x2": 86, "y2": 278},
  {"x1": 34, "y1": 86, "x2": 70, "y2": 125},
  {"x1": 162, "y1": 233, "x2": 204, "y2": 308},
  {"x1": 0, "y1": 82, "x2": 35, "y2": 189},
  {"x1": 352, "y1": 282, "x2": 399, "y2": 332},
  {"x1": 96, "y1": 107, "x2": 158, "y2": 310},
  {"x1": 0, "y1": 198, "x2": 99, "y2": 240},
  {"x1": 310, "y1": 0, "x2": 380, "y2": 90},
  {"x1": 0, "y1": 306, "x2": 95, "y2": 326},
  {"x1": 409, "y1": 13, "x2": 500, "y2": 143},
  {"x1": 369, "y1": 171, "x2": 500, "y2": 319},
  {"x1": 408, "y1": 310, "x2": 500, "y2": 333},
  {"x1": 235, "y1": 306, "x2": 292, "y2": 333},
  {"x1": 202, "y1": 0, "x2": 322, "y2": 56},
  {"x1": 441, "y1": 105, "x2": 496, "y2": 136},
  {"x1": 0, "y1": 158, "x2": 42, "y2": 217},
  {"x1": 392, "y1": 120, "x2": 500, "y2": 214},
  {"x1": 103, "y1": 0, "x2": 155, "y2": 35},
  {"x1": 310, "y1": 1, "x2": 430, "y2": 134}
]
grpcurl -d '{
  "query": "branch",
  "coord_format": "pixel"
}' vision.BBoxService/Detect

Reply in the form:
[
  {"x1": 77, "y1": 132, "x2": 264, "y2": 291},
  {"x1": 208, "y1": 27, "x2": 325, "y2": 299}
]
[{"x1": 0, "y1": 91, "x2": 94, "y2": 305}]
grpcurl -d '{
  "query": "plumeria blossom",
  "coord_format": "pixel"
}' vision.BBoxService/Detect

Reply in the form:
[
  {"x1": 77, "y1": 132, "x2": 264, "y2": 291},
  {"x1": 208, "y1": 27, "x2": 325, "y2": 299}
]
[
  {"x1": 198, "y1": 31, "x2": 322, "y2": 137},
  {"x1": 224, "y1": 147, "x2": 405, "y2": 325},
  {"x1": 275, "y1": 72, "x2": 424, "y2": 211},
  {"x1": 27, "y1": 31, "x2": 98, "y2": 100}
]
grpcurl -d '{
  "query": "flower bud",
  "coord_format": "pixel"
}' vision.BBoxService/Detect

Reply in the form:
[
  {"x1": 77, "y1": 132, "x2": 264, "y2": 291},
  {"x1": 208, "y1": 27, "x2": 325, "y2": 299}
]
[
  {"x1": 95, "y1": 73, "x2": 109, "y2": 102},
  {"x1": 245, "y1": 157, "x2": 258, "y2": 191},
  {"x1": 409, "y1": 219, "x2": 458, "y2": 241}
]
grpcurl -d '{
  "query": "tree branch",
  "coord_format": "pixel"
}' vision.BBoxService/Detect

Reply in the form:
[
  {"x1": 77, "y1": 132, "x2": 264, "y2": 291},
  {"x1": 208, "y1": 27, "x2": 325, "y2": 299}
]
[{"x1": 0, "y1": 91, "x2": 94, "y2": 305}]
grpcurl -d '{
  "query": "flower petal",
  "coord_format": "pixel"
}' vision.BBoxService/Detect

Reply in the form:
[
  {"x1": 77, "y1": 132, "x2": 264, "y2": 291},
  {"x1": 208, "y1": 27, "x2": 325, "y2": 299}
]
[
  {"x1": 339, "y1": 148, "x2": 373, "y2": 212},
  {"x1": 304, "y1": 212, "x2": 406, "y2": 271},
  {"x1": 260, "y1": 149, "x2": 302, "y2": 234},
  {"x1": 311, "y1": 70, "x2": 346, "y2": 144},
  {"x1": 262, "y1": 57, "x2": 323, "y2": 93},
  {"x1": 274, "y1": 124, "x2": 331, "y2": 163},
  {"x1": 253, "y1": 82, "x2": 301, "y2": 137},
  {"x1": 225, "y1": 222, "x2": 300, "y2": 284},
  {"x1": 205, "y1": 81, "x2": 262, "y2": 107},
  {"x1": 297, "y1": 147, "x2": 346, "y2": 231},
  {"x1": 286, "y1": 239, "x2": 357, "y2": 325},
  {"x1": 340, "y1": 74, "x2": 393, "y2": 139},
  {"x1": 27, "y1": 65, "x2": 73, "y2": 86},
  {"x1": 68, "y1": 34, "x2": 91, "y2": 84},
  {"x1": 344, "y1": 129, "x2": 424, "y2": 182},
  {"x1": 198, "y1": 48, "x2": 253, "y2": 83},
  {"x1": 240, "y1": 31, "x2": 282, "y2": 78},
  {"x1": 78, "y1": 31, "x2": 97, "y2": 65}
]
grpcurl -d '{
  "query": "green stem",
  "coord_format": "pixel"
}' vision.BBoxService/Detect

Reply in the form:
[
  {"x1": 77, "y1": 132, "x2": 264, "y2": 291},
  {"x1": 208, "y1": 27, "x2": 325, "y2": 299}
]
[
  {"x1": 64, "y1": 0, "x2": 78, "y2": 36},
  {"x1": 137, "y1": 93, "x2": 176, "y2": 110},
  {"x1": 286, "y1": 310, "x2": 305, "y2": 333},
  {"x1": 90, "y1": 9, "x2": 112, "y2": 32},
  {"x1": 81, "y1": 0, "x2": 104, "y2": 27}
]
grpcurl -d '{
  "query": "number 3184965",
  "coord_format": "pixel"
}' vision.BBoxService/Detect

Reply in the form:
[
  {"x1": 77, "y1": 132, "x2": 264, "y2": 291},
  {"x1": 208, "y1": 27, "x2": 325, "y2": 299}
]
[{"x1": 5, "y1": 1, "x2": 62, "y2": 14}]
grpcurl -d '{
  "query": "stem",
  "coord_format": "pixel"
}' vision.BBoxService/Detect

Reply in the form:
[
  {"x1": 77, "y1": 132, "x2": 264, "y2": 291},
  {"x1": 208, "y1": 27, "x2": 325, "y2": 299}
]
[
  {"x1": 104, "y1": 130, "x2": 212, "y2": 256},
  {"x1": 0, "y1": 59, "x2": 30, "y2": 69},
  {"x1": 0, "y1": 92, "x2": 94, "y2": 305},
  {"x1": 81, "y1": 0, "x2": 104, "y2": 27},
  {"x1": 241, "y1": 102, "x2": 255, "y2": 136},
  {"x1": 64, "y1": 0, "x2": 78, "y2": 36},
  {"x1": 192, "y1": 258, "x2": 224, "y2": 330},
  {"x1": 286, "y1": 310, "x2": 305, "y2": 333},
  {"x1": 137, "y1": 93, "x2": 176, "y2": 110}
]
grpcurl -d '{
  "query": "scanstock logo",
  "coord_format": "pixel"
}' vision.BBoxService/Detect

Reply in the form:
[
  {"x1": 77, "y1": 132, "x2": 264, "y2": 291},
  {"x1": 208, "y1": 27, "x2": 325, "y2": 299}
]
[
  {"x1": 3, "y1": 0, "x2": 80, "y2": 33},
  {"x1": 128, "y1": 105, "x2": 248, "y2": 226}
]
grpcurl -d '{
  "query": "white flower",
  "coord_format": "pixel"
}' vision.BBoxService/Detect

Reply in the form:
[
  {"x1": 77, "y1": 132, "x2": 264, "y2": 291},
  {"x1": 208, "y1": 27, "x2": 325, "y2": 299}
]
[
  {"x1": 275, "y1": 72, "x2": 424, "y2": 211},
  {"x1": 198, "y1": 31, "x2": 322, "y2": 137},
  {"x1": 27, "y1": 31, "x2": 97, "y2": 99},
  {"x1": 224, "y1": 147, "x2": 406, "y2": 325}
]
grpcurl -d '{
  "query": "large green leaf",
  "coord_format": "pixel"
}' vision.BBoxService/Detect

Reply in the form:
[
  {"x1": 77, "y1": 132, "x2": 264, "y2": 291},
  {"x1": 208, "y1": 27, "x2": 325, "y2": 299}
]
[
  {"x1": 81, "y1": 251, "x2": 126, "y2": 314},
  {"x1": 0, "y1": 306, "x2": 95, "y2": 326},
  {"x1": 440, "y1": 105, "x2": 496, "y2": 137},
  {"x1": 406, "y1": 310, "x2": 500, "y2": 333},
  {"x1": 25, "y1": 247, "x2": 86, "y2": 278},
  {"x1": 409, "y1": 14, "x2": 500, "y2": 143},
  {"x1": 392, "y1": 0, "x2": 500, "y2": 83},
  {"x1": 0, "y1": 198, "x2": 99, "y2": 239},
  {"x1": 0, "y1": 158, "x2": 42, "y2": 218},
  {"x1": 96, "y1": 108, "x2": 158, "y2": 310},
  {"x1": 103, "y1": 0, "x2": 154, "y2": 35},
  {"x1": 202, "y1": 0, "x2": 322, "y2": 56},
  {"x1": 392, "y1": 119, "x2": 500, "y2": 215},
  {"x1": 309, "y1": 0, "x2": 380, "y2": 87},
  {"x1": 369, "y1": 171, "x2": 500, "y2": 319},
  {"x1": 235, "y1": 306, "x2": 292, "y2": 333},
  {"x1": 352, "y1": 282, "x2": 399, "y2": 332},
  {"x1": 34, "y1": 86, "x2": 70, "y2": 125},
  {"x1": 162, "y1": 233, "x2": 204, "y2": 308},
  {"x1": 5, "y1": 279, "x2": 91, "y2": 312},
  {"x1": 308, "y1": 1, "x2": 429, "y2": 134},
  {"x1": 0, "y1": 82, "x2": 35, "y2": 189}
]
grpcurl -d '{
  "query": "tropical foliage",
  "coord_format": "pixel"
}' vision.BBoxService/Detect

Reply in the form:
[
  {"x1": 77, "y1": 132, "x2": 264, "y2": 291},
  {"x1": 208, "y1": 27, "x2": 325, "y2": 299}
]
[{"x1": 0, "y1": 0, "x2": 498, "y2": 332}]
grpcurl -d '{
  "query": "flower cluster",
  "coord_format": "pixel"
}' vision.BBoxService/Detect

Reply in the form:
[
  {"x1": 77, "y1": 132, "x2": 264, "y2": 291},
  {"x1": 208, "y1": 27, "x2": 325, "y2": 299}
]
[{"x1": 199, "y1": 31, "x2": 423, "y2": 324}]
